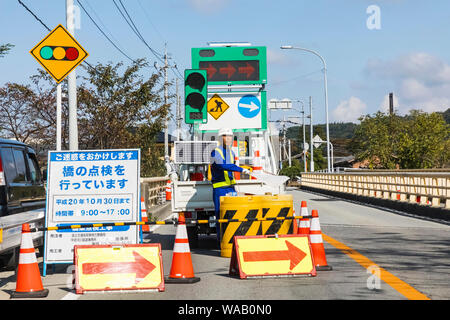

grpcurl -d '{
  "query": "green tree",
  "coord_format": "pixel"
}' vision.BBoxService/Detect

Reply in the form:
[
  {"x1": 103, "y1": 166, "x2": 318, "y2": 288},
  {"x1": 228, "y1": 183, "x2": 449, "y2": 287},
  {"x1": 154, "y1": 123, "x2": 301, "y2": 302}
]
[
  {"x1": 0, "y1": 83, "x2": 37, "y2": 142},
  {"x1": 0, "y1": 59, "x2": 169, "y2": 177},
  {"x1": 350, "y1": 112, "x2": 401, "y2": 168},
  {"x1": 279, "y1": 158, "x2": 302, "y2": 179},
  {"x1": 77, "y1": 59, "x2": 168, "y2": 176},
  {"x1": 351, "y1": 110, "x2": 450, "y2": 169},
  {"x1": 396, "y1": 110, "x2": 450, "y2": 168},
  {"x1": 0, "y1": 71, "x2": 68, "y2": 156}
]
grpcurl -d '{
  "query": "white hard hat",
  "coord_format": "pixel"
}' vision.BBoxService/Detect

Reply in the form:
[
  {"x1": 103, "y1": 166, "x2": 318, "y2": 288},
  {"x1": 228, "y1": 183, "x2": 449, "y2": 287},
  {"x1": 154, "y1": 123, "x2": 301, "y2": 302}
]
[{"x1": 218, "y1": 128, "x2": 233, "y2": 136}]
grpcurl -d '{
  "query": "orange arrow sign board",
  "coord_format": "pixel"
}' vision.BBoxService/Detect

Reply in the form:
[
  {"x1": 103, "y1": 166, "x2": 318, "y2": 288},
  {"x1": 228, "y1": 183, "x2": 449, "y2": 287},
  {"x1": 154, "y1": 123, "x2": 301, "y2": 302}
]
[
  {"x1": 230, "y1": 235, "x2": 316, "y2": 279},
  {"x1": 74, "y1": 244, "x2": 164, "y2": 294}
]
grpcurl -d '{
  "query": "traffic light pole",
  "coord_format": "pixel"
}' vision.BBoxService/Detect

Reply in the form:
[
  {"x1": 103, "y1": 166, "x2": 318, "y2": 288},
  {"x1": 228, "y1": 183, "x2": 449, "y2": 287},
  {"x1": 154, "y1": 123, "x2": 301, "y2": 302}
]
[{"x1": 66, "y1": 0, "x2": 78, "y2": 150}]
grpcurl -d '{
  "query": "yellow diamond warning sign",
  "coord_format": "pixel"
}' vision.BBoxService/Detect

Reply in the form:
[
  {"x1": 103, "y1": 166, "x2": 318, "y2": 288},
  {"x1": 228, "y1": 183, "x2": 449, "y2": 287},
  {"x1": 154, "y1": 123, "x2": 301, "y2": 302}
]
[
  {"x1": 74, "y1": 244, "x2": 164, "y2": 294},
  {"x1": 208, "y1": 94, "x2": 230, "y2": 120},
  {"x1": 229, "y1": 235, "x2": 316, "y2": 279},
  {"x1": 30, "y1": 24, "x2": 88, "y2": 83}
]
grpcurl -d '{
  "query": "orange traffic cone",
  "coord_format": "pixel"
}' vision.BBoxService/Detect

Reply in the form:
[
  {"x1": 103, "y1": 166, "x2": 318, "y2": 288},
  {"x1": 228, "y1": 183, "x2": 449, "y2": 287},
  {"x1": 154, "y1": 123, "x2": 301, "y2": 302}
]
[
  {"x1": 297, "y1": 215, "x2": 311, "y2": 235},
  {"x1": 10, "y1": 223, "x2": 49, "y2": 298},
  {"x1": 165, "y1": 213, "x2": 200, "y2": 283},
  {"x1": 233, "y1": 139, "x2": 240, "y2": 180},
  {"x1": 251, "y1": 150, "x2": 262, "y2": 180},
  {"x1": 294, "y1": 201, "x2": 309, "y2": 234},
  {"x1": 166, "y1": 180, "x2": 172, "y2": 201},
  {"x1": 300, "y1": 201, "x2": 308, "y2": 217},
  {"x1": 310, "y1": 210, "x2": 332, "y2": 271},
  {"x1": 140, "y1": 197, "x2": 150, "y2": 232}
]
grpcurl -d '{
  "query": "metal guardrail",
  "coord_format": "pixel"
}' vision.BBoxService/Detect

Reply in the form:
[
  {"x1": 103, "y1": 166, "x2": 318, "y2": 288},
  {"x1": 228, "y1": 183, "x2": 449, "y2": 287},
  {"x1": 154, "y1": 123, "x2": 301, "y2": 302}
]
[{"x1": 301, "y1": 172, "x2": 450, "y2": 209}]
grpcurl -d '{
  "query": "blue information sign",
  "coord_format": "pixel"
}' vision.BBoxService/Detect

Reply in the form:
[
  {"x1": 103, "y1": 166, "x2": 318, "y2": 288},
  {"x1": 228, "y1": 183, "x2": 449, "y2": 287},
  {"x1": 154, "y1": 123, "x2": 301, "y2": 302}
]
[{"x1": 238, "y1": 95, "x2": 261, "y2": 119}]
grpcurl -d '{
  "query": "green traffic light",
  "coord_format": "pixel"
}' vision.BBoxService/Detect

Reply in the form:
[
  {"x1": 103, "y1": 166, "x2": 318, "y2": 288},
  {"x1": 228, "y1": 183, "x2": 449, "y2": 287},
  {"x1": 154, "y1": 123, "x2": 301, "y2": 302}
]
[{"x1": 40, "y1": 46, "x2": 53, "y2": 60}]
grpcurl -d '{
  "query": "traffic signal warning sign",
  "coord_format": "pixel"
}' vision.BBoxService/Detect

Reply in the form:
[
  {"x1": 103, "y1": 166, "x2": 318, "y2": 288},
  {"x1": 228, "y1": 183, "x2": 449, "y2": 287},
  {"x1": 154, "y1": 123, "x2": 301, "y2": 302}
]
[{"x1": 30, "y1": 24, "x2": 88, "y2": 83}]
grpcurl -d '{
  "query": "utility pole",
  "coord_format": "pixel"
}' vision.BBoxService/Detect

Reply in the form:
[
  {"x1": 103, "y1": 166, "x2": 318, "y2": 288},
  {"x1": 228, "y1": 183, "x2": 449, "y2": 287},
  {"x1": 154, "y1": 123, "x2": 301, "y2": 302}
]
[
  {"x1": 176, "y1": 78, "x2": 180, "y2": 140},
  {"x1": 288, "y1": 139, "x2": 291, "y2": 167},
  {"x1": 301, "y1": 101, "x2": 306, "y2": 172},
  {"x1": 164, "y1": 44, "x2": 169, "y2": 163},
  {"x1": 66, "y1": 0, "x2": 78, "y2": 150},
  {"x1": 309, "y1": 96, "x2": 314, "y2": 172},
  {"x1": 283, "y1": 116, "x2": 287, "y2": 160},
  {"x1": 56, "y1": 84, "x2": 62, "y2": 151}
]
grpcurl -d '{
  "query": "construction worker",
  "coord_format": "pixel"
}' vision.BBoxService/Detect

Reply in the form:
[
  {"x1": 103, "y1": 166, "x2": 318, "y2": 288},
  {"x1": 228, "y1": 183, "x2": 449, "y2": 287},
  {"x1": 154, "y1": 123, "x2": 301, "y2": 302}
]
[{"x1": 210, "y1": 128, "x2": 250, "y2": 244}]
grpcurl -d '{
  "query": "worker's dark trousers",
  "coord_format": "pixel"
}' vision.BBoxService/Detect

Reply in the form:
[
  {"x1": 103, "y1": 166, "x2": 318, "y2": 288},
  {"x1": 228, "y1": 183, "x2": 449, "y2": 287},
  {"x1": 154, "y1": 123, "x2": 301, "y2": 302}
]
[{"x1": 212, "y1": 186, "x2": 236, "y2": 243}]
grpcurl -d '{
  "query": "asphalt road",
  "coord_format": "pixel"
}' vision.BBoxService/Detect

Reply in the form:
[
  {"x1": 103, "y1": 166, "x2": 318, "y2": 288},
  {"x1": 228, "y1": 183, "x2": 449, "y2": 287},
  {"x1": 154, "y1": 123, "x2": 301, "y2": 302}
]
[{"x1": 1, "y1": 188, "x2": 449, "y2": 301}]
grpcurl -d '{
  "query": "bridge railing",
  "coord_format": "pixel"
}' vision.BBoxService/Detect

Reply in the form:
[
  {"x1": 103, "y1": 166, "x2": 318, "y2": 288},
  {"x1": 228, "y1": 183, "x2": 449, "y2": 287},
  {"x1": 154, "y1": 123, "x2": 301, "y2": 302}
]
[
  {"x1": 300, "y1": 172, "x2": 450, "y2": 209},
  {"x1": 140, "y1": 177, "x2": 168, "y2": 209}
]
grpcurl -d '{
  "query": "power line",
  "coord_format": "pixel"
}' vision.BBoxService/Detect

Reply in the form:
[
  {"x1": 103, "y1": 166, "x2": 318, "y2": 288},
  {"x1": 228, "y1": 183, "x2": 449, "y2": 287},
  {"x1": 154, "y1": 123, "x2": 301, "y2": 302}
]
[
  {"x1": 114, "y1": 1, "x2": 183, "y2": 80},
  {"x1": 112, "y1": 0, "x2": 164, "y2": 64},
  {"x1": 17, "y1": 0, "x2": 99, "y2": 73},
  {"x1": 134, "y1": 0, "x2": 184, "y2": 79},
  {"x1": 17, "y1": 0, "x2": 51, "y2": 31},
  {"x1": 136, "y1": 0, "x2": 165, "y2": 45},
  {"x1": 118, "y1": 0, "x2": 163, "y2": 60},
  {"x1": 77, "y1": 0, "x2": 136, "y2": 63},
  {"x1": 84, "y1": 0, "x2": 128, "y2": 53}
]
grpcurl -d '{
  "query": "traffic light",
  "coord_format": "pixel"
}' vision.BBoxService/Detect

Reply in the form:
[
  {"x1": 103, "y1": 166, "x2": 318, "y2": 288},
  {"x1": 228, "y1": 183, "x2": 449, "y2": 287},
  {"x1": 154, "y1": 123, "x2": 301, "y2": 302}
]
[{"x1": 185, "y1": 69, "x2": 208, "y2": 124}]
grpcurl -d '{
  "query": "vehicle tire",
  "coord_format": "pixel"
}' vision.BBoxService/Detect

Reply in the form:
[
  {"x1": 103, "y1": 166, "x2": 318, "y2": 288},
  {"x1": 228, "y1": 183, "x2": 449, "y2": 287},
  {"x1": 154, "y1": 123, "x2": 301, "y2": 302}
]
[{"x1": 187, "y1": 226, "x2": 199, "y2": 249}]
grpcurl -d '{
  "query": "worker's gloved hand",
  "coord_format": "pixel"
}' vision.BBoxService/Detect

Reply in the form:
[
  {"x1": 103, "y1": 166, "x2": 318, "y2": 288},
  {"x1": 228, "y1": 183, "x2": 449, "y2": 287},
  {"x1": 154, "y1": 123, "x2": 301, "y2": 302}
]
[{"x1": 242, "y1": 168, "x2": 251, "y2": 175}]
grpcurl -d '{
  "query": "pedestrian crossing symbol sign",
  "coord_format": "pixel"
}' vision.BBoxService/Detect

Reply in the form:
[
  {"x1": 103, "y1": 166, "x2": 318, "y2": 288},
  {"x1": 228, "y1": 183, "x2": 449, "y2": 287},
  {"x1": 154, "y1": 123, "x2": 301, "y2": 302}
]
[{"x1": 208, "y1": 94, "x2": 230, "y2": 120}]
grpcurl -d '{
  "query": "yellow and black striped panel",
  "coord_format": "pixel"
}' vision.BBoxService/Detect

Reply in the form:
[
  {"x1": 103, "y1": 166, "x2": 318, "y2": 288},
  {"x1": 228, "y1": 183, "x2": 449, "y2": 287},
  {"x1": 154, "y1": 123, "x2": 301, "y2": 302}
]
[
  {"x1": 218, "y1": 195, "x2": 294, "y2": 257},
  {"x1": 221, "y1": 206, "x2": 293, "y2": 245}
]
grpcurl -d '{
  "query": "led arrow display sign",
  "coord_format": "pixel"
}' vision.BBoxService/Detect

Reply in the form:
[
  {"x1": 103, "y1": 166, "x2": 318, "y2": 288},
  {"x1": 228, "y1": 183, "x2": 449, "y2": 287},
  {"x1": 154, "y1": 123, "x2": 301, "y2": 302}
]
[
  {"x1": 199, "y1": 60, "x2": 259, "y2": 82},
  {"x1": 192, "y1": 46, "x2": 267, "y2": 85}
]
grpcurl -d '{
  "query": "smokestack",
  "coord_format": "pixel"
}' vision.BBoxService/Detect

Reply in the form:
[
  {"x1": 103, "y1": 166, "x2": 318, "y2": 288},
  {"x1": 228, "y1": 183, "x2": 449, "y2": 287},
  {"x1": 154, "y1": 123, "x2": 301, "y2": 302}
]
[{"x1": 389, "y1": 92, "x2": 394, "y2": 115}]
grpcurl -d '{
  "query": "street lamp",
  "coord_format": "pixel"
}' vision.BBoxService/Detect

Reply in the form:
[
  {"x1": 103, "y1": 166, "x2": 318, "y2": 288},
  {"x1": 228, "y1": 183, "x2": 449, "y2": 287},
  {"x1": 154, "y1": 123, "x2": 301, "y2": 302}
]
[{"x1": 281, "y1": 45, "x2": 331, "y2": 172}]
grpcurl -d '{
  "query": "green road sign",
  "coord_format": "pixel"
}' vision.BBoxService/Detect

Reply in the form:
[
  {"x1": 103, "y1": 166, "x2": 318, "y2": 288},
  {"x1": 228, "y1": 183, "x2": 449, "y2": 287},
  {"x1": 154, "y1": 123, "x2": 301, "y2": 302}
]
[{"x1": 191, "y1": 46, "x2": 267, "y2": 85}]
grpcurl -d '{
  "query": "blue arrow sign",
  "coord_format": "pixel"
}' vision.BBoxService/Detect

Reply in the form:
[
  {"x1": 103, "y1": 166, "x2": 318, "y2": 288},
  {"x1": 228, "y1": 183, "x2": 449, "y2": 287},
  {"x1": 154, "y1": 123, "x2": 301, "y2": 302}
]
[{"x1": 238, "y1": 95, "x2": 261, "y2": 118}]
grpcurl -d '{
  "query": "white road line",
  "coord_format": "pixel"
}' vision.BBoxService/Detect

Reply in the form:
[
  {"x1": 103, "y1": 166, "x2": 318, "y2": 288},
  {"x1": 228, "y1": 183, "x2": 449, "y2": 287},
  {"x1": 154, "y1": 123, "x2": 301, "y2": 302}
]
[{"x1": 61, "y1": 291, "x2": 80, "y2": 300}]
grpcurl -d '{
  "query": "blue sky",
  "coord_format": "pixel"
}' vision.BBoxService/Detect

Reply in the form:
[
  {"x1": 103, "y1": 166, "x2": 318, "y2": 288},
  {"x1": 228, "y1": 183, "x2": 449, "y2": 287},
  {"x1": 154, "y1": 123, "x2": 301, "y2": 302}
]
[{"x1": 1, "y1": 0, "x2": 450, "y2": 131}]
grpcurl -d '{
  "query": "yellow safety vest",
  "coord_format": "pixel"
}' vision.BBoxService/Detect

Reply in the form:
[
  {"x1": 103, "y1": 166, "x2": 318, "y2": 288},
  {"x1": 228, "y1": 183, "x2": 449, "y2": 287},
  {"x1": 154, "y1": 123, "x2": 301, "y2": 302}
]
[{"x1": 212, "y1": 147, "x2": 236, "y2": 189}]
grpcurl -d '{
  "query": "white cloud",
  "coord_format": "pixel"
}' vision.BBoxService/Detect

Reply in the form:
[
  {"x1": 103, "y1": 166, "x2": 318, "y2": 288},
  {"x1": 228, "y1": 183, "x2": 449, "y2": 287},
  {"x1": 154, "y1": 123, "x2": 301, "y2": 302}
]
[
  {"x1": 332, "y1": 96, "x2": 367, "y2": 123},
  {"x1": 365, "y1": 52, "x2": 450, "y2": 113}
]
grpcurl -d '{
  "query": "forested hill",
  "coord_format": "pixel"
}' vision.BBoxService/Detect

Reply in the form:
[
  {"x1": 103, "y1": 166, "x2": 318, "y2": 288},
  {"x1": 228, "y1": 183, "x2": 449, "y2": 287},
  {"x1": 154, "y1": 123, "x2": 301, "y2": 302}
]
[{"x1": 284, "y1": 108, "x2": 450, "y2": 158}]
